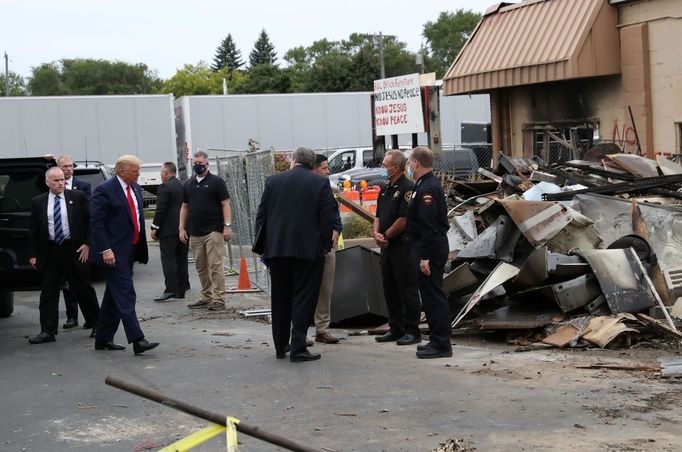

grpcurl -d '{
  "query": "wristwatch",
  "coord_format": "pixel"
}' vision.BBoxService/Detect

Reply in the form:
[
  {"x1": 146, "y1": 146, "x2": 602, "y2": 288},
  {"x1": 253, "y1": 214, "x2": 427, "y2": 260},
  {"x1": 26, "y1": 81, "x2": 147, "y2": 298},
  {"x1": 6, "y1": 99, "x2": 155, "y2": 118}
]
[{"x1": 224, "y1": 223, "x2": 232, "y2": 228}]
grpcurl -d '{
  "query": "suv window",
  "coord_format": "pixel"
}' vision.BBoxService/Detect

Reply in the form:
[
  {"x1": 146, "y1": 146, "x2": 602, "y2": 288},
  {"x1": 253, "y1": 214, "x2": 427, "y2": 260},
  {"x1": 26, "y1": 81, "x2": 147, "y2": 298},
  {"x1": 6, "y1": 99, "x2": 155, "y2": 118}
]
[
  {"x1": 74, "y1": 168, "x2": 109, "y2": 189},
  {"x1": 328, "y1": 151, "x2": 356, "y2": 175},
  {"x1": 0, "y1": 170, "x2": 46, "y2": 213}
]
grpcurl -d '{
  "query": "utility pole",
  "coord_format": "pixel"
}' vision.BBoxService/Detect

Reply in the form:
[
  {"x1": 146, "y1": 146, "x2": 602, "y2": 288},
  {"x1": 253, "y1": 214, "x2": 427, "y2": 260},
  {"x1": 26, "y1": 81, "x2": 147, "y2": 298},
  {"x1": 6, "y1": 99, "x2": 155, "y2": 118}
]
[
  {"x1": 4, "y1": 52, "x2": 9, "y2": 97},
  {"x1": 373, "y1": 33, "x2": 385, "y2": 79},
  {"x1": 416, "y1": 45, "x2": 426, "y2": 74}
]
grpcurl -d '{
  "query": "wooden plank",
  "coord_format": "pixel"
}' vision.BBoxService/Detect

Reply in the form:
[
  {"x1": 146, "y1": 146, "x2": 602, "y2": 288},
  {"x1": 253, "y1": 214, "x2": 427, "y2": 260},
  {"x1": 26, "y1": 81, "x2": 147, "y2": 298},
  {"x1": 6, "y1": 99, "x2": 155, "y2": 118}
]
[
  {"x1": 636, "y1": 313, "x2": 682, "y2": 340},
  {"x1": 542, "y1": 325, "x2": 578, "y2": 347}
]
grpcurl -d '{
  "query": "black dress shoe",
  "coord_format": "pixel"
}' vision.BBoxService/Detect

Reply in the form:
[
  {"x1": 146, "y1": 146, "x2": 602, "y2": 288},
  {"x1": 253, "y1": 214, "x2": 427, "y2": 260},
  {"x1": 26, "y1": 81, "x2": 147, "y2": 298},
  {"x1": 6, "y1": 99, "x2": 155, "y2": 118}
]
[
  {"x1": 154, "y1": 292, "x2": 176, "y2": 301},
  {"x1": 276, "y1": 344, "x2": 290, "y2": 359},
  {"x1": 133, "y1": 339, "x2": 159, "y2": 355},
  {"x1": 375, "y1": 331, "x2": 402, "y2": 343},
  {"x1": 83, "y1": 322, "x2": 94, "y2": 329},
  {"x1": 95, "y1": 341, "x2": 126, "y2": 351},
  {"x1": 172, "y1": 293, "x2": 185, "y2": 299},
  {"x1": 397, "y1": 333, "x2": 421, "y2": 346},
  {"x1": 417, "y1": 342, "x2": 433, "y2": 351},
  {"x1": 89, "y1": 328, "x2": 96, "y2": 338},
  {"x1": 290, "y1": 350, "x2": 321, "y2": 363},
  {"x1": 63, "y1": 318, "x2": 78, "y2": 329},
  {"x1": 29, "y1": 332, "x2": 56, "y2": 344},
  {"x1": 416, "y1": 345, "x2": 453, "y2": 359}
]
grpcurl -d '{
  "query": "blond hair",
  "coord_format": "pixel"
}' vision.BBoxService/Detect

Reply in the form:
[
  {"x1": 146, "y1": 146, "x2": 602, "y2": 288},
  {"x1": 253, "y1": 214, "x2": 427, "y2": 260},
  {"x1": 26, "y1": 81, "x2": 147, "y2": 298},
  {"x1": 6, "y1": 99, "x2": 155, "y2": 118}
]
[{"x1": 115, "y1": 154, "x2": 142, "y2": 174}]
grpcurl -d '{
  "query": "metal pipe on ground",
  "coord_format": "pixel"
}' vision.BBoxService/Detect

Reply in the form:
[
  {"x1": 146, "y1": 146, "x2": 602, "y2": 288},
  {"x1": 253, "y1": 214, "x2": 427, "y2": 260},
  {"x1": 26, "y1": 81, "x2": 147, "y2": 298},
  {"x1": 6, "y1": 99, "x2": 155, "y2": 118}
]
[{"x1": 105, "y1": 375, "x2": 324, "y2": 452}]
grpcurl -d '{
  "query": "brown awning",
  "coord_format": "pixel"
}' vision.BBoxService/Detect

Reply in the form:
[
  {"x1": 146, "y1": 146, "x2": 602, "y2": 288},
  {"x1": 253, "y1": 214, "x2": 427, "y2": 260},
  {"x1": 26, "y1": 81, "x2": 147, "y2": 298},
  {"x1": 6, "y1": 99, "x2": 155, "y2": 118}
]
[{"x1": 443, "y1": 0, "x2": 621, "y2": 95}]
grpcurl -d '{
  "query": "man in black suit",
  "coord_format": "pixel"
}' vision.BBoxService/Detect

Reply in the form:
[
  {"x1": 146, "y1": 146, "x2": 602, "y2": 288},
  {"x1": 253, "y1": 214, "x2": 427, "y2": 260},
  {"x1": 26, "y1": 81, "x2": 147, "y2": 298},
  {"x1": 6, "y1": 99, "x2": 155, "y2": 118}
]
[
  {"x1": 27, "y1": 167, "x2": 100, "y2": 344},
  {"x1": 90, "y1": 154, "x2": 158, "y2": 355},
  {"x1": 255, "y1": 147, "x2": 334, "y2": 362},
  {"x1": 151, "y1": 162, "x2": 189, "y2": 301},
  {"x1": 56, "y1": 154, "x2": 93, "y2": 330}
]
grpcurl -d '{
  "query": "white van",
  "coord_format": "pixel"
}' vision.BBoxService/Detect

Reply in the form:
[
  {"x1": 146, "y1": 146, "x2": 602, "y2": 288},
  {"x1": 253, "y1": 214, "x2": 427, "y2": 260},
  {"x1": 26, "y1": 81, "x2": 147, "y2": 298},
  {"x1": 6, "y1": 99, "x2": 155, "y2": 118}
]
[{"x1": 326, "y1": 147, "x2": 377, "y2": 177}]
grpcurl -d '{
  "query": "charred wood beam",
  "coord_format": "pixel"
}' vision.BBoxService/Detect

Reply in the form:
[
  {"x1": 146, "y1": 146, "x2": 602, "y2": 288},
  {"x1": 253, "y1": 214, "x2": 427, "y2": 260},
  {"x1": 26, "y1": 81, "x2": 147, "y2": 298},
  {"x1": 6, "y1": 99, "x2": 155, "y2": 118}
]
[{"x1": 543, "y1": 174, "x2": 682, "y2": 201}]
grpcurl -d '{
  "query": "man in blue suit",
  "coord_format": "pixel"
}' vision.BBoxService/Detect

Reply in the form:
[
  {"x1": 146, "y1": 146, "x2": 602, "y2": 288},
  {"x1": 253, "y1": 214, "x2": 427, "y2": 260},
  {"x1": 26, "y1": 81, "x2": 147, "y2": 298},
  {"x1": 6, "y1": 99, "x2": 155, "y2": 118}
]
[
  {"x1": 90, "y1": 154, "x2": 159, "y2": 355},
  {"x1": 56, "y1": 154, "x2": 93, "y2": 330}
]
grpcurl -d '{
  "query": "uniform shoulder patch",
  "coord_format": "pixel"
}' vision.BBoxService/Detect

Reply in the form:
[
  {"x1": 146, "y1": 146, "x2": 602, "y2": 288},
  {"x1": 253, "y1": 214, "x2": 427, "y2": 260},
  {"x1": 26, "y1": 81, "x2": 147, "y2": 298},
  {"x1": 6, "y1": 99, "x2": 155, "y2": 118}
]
[
  {"x1": 404, "y1": 190, "x2": 413, "y2": 202},
  {"x1": 422, "y1": 193, "x2": 434, "y2": 205}
]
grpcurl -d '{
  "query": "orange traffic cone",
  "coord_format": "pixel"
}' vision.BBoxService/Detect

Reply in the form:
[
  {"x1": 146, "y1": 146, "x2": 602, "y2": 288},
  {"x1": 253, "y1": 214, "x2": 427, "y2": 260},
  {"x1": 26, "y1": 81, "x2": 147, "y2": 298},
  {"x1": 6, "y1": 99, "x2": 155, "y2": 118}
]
[{"x1": 237, "y1": 257, "x2": 252, "y2": 290}]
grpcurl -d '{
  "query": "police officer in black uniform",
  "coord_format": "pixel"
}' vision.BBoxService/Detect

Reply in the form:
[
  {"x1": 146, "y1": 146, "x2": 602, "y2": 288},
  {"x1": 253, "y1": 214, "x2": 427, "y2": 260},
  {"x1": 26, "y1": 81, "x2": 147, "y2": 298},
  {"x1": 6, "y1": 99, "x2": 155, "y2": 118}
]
[
  {"x1": 373, "y1": 150, "x2": 422, "y2": 346},
  {"x1": 406, "y1": 146, "x2": 452, "y2": 359}
]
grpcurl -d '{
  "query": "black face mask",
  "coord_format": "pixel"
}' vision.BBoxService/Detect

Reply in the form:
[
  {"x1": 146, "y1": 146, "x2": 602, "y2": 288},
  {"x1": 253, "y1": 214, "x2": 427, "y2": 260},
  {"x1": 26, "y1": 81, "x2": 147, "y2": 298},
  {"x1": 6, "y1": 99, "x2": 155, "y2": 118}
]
[{"x1": 193, "y1": 164, "x2": 206, "y2": 175}]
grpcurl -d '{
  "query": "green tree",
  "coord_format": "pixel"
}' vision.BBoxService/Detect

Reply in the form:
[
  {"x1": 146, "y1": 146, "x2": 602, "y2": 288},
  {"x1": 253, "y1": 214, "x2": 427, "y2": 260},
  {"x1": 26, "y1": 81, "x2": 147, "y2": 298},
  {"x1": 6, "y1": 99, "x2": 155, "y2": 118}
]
[
  {"x1": 161, "y1": 62, "x2": 239, "y2": 96},
  {"x1": 212, "y1": 34, "x2": 244, "y2": 71},
  {"x1": 0, "y1": 71, "x2": 27, "y2": 96},
  {"x1": 27, "y1": 63, "x2": 65, "y2": 95},
  {"x1": 27, "y1": 59, "x2": 161, "y2": 95},
  {"x1": 233, "y1": 64, "x2": 290, "y2": 94},
  {"x1": 249, "y1": 29, "x2": 277, "y2": 67},
  {"x1": 422, "y1": 9, "x2": 481, "y2": 78}
]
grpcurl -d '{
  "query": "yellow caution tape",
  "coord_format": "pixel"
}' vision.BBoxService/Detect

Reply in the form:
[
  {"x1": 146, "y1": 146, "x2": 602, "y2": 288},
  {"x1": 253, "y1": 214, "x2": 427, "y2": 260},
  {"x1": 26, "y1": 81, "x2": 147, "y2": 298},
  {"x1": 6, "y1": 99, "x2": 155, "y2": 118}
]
[
  {"x1": 226, "y1": 416, "x2": 240, "y2": 452},
  {"x1": 158, "y1": 423, "x2": 225, "y2": 452}
]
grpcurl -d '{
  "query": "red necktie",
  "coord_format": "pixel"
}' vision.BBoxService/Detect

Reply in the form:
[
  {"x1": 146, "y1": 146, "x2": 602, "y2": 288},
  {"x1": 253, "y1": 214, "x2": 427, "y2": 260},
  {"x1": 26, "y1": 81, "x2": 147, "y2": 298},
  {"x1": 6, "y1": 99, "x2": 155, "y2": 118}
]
[{"x1": 126, "y1": 185, "x2": 139, "y2": 245}]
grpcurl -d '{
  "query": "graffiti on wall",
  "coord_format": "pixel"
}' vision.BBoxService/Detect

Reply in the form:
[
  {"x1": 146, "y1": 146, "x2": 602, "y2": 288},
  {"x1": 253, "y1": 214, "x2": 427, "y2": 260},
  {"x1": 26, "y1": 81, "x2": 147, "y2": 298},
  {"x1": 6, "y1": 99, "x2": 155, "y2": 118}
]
[{"x1": 611, "y1": 121, "x2": 640, "y2": 155}]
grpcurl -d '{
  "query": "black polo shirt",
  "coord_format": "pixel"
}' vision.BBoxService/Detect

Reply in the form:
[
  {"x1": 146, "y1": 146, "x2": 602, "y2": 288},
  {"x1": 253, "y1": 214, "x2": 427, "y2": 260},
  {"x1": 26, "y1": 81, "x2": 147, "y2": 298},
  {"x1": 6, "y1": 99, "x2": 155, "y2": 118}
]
[
  {"x1": 183, "y1": 172, "x2": 231, "y2": 236},
  {"x1": 376, "y1": 175, "x2": 414, "y2": 241}
]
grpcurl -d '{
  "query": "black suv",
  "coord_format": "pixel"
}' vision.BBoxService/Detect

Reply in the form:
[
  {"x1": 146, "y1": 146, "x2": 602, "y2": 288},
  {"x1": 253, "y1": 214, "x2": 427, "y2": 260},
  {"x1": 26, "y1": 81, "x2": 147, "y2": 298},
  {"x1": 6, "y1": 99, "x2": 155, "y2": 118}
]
[
  {"x1": 0, "y1": 157, "x2": 55, "y2": 317},
  {"x1": 72, "y1": 160, "x2": 113, "y2": 189},
  {"x1": 0, "y1": 158, "x2": 111, "y2": 318}
]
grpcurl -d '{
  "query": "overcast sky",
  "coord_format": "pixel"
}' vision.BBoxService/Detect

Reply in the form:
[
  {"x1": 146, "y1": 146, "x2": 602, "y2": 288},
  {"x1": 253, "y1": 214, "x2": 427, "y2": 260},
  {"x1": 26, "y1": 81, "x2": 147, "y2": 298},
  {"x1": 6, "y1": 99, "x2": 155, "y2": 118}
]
[{"x1": 3, "y1": 0, "x2": 495, "y2": 79}]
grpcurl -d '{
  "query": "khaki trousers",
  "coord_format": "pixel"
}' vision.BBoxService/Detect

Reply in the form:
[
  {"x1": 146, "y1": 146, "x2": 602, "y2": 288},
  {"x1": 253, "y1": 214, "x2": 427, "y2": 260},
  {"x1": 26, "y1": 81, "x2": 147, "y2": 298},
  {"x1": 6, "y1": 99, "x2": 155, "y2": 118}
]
[
  {"x1": 190, "y1": 232, "x2": 226, "y2": 303},
  {"x1": 314, "y1": 248, "x2": 336, "y2": 333}
]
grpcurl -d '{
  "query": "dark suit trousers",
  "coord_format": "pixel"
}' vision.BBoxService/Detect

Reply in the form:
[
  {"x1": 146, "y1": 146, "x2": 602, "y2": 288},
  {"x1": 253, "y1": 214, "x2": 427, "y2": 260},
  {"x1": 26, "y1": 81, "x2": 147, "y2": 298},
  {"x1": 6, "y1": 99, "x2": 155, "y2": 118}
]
[
  {"x1": 39, "y1": 241, "x2": 100, "y2": 335},
  {"x1": 95, "y1": 249, "x2": 144, "y2": 343},
  {"x1": 416, "y1": 236, "x2": 452, "y2": 351},
  {"x1": 63, "y1": 288, "x2": 79, "y2": 321},
  {"x1": 269, "y1": 257, "x2": 324, "y2": 356},
  {"x1": 159, "y1": 235, "x2": 189, "y2": 295},
  {"x1": 380, "y1": 240, "x2": 422, "y2": 336}
]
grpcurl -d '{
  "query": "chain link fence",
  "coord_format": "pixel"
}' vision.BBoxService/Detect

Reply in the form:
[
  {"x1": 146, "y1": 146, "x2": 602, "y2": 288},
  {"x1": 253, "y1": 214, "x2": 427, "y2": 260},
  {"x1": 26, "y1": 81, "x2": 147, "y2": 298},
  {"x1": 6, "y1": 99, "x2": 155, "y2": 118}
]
[{"x1": 215, "y1": 150, "x2": 275, "y2": 295}]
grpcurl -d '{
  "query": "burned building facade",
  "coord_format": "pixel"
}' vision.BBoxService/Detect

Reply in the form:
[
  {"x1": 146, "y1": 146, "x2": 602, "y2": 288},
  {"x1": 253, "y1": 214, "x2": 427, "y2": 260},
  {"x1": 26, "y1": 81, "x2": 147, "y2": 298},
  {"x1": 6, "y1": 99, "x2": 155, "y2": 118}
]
[{"x1": 443, "y1": 0, "x2": 682, "y2": 162}]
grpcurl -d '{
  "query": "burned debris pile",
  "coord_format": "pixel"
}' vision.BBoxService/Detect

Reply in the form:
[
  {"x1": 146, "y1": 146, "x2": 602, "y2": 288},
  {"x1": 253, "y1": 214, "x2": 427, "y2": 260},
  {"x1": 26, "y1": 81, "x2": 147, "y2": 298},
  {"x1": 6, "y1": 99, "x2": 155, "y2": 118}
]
[{"x1": 444, "y1": 151, "x2": 682, "y2": 350}]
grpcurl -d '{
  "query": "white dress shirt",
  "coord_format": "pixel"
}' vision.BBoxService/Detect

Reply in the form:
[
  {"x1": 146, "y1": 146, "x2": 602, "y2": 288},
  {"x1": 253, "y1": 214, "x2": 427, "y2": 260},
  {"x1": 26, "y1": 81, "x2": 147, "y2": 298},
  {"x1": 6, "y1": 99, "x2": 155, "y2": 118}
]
[{"x1": 47, "y1": 191, "x2": 71, "y2": 241}]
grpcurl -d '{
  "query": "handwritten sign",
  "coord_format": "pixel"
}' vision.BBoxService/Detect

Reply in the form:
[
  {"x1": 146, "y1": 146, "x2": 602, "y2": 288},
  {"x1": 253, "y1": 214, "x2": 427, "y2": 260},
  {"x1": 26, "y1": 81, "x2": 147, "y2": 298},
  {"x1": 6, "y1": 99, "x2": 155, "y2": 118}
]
[{"x1": 373, "y1": 73, "x2": 424, "y2": 136}]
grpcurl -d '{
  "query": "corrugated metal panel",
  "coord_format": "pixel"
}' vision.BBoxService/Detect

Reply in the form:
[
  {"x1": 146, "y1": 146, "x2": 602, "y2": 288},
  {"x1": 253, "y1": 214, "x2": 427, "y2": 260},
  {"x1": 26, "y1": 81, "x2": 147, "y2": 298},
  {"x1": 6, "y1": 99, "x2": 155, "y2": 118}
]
[{"x1": 444, "y1": 0, "x2": 619, "y2": 94}]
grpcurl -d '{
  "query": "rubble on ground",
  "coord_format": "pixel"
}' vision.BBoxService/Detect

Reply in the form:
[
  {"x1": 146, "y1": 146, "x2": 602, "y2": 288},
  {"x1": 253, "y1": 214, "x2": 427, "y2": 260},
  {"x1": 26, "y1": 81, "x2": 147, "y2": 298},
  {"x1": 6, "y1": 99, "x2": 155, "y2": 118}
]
[{"x1": 442, "y1": 151, "x2": 682, "y2": 353}]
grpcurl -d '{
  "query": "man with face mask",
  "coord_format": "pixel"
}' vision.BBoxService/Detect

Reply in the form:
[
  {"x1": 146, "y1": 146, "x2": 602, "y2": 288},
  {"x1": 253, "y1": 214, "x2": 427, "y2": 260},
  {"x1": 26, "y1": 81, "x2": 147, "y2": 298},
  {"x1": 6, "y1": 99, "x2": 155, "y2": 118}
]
[
  {"x1": 405, "y1": 147, "x2": 452, "y2": 359},
  {"x1": 179, "y1": 151, "x2": 232, "y2": 311},
  {"x1": 372, "y1": 150, "x2": 422, "y2": 346}
]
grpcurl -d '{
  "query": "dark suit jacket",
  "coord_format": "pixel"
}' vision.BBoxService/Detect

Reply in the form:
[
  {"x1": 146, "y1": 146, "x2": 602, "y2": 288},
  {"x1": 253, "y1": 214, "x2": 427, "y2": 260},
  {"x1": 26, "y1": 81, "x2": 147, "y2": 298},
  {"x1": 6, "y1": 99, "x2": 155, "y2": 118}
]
[
  {"x1": 90, "y1": 177, "x2": 148, "y2": 266},
  {"x1": 69, "y1": 177, "x2": 92, "y2": 201},
  {"x1": 152, "y1": 177, "x2": 183, "y2": 239},
  {"x1": 29, "y1": 190, "x2": 91, "y2": 273},
  {"x1": 255, "y1": 166, "x2": 334, "y2": 261}
]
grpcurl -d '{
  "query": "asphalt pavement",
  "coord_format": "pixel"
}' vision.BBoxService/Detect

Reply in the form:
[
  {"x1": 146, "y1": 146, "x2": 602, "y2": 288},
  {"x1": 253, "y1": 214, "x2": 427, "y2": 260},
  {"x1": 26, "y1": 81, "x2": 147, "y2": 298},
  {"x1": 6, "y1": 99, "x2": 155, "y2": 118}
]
[{"x1": 1, "y1": 245, "x2": 680, "y2": 451}]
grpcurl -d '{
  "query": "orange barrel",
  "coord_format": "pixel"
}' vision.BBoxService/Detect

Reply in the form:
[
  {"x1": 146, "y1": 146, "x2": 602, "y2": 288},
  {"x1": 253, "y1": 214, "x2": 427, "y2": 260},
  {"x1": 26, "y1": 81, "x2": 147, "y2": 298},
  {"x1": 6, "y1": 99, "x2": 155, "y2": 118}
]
[
  {"x1": 361, "y1": 186, "x2": 380, "y2": 213},
  {"x1": 339, "y1": 190, "x2": 360, "y2": 213}
]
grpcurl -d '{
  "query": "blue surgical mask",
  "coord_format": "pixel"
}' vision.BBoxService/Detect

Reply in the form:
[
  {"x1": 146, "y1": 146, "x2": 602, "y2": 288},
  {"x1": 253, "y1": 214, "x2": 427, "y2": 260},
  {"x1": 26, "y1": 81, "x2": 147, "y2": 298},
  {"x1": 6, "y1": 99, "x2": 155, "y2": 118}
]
[
  {"x1": 379, "y1": 168, "x2": 389, "y2": 179},
  {"x1": 193, "y1": 164, "x2": 206, "y2": 175}
]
